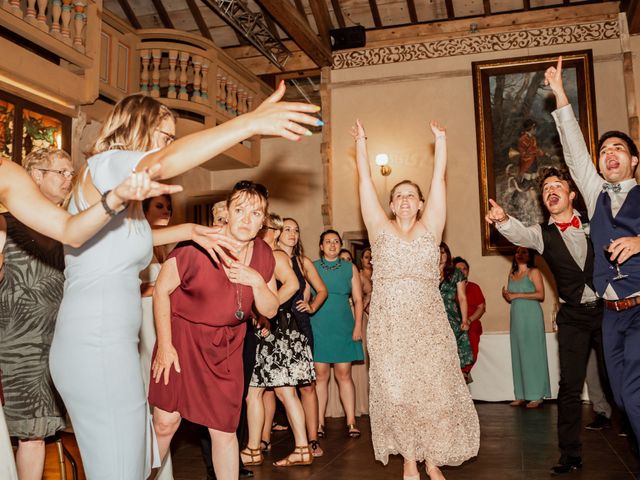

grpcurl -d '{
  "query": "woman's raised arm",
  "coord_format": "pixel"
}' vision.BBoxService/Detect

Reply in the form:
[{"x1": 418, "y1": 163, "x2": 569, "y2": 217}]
[
  {"x1": 350, "y1": 119, "x2": 389, "y2": 239},
  {"x1": 421, "y1": 121, "x2": 447, "y2": 244},
  {"x1": 138, "y1": 83, "x2": 321, "y2": 179}
]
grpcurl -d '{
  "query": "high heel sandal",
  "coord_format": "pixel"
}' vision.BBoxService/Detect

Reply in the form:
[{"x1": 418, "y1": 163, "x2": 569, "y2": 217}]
[
  {"x1": 426, "y1": 464, "x2": 446, "y2": 479},
  {"x1": 240, "y1": 446, "x2": 264, "y2": 466},
  {"x1": 310, "y1": 439, "x2": 324, "y2": 457},
  {"x1": 403, "y1": 460, "x2": 419, "y2": 479},
  {"x1": 526, "y1": 399, "x2": 544, "y2": 409},
  {"x1": 273, "y1": 445, "x2": 314, "y2": 467},
  {"x1": 260, "y1": 440, "x2": 271, "y2": 453},
  {"x1": 347, "y1": 423, "x2": 361, "y2": 438},
  {"x1": 317, "y1": 424, "x2": 325, "y2": 438}
]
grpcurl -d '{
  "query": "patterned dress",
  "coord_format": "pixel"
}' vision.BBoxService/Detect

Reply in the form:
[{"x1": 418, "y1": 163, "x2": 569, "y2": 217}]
[
  {"x1": 0, "y1": 213, "x2": 66, "y2": 439},
  {"x1": 439, "y1": 268, "x2": 474, "y2": 370},
  {"x1": 368, "y1": 230, "x2": 479, "y2": 466},
  {"x1": 251, "y1": 273, "x2": 315, "y2": 387}
]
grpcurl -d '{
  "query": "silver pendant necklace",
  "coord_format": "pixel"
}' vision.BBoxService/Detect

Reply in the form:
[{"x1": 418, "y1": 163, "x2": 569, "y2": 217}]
[{"x1": 234, "y1": 244, "x2": 250, "y2": 321}]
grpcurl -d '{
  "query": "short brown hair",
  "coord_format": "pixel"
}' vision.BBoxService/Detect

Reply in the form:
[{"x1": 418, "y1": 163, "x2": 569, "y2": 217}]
[
  {"x1": 389, "y1": 180, "x2": 425, "y2": 203},
  {"x1": 539, "y1": 167, "x2": 577, "y2": 194}
]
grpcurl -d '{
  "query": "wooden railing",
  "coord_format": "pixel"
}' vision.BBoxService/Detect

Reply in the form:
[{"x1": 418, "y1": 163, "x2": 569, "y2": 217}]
[
  {"x1": 0, "y1": 0, "x2": 94, "y2": 56},
  {"x1": 134, "y1": 29, "x2": 267, "y2": 126},
  {"x1": 0, "y1": 0, "x2": 100, "y2": 105}
]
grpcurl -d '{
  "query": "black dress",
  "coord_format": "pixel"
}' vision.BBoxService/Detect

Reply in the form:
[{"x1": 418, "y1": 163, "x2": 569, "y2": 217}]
[{"x1": 250, "y1": 257, "x2": 315, "y2": 387}]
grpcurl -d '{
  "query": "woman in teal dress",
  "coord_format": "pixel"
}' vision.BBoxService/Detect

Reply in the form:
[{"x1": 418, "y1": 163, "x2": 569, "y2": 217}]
[
  {"x1": 502, "y1": 246, "x2": 550, "y2": 408},
  {"x1": 438, "y1": 242, "x2": 474, "y2": 374},
  {"x1": 312, "y1": 230, "x2": 364, "y2": 438}
]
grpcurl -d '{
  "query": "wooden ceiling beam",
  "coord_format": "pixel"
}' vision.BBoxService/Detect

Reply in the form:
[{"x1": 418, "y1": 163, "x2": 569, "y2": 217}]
[
  {"x1": 309, "y1": 0, "x2": 334, "y2": 47},
  {"x1": 151, "y1": 0, "x2": 174, "y2": 29},
  {"x1": 369, "y1": 0, "x2": 383, "y2": 27},
  {"x1": 116, "y1": 0, "x2": 142, "y2": 29},
  {"x1": 406, "y1": 0, "x2": 418, "y2": 23},
  {"x1": 624, "y1": 0, "x2": 640, "y2": 33},
  {"x1": 483, "y1": 0, "x2": 492, "y2": 15},
  {"x1": 444, "y1": 0, "x2": 455, "y2": 19},
  {"x1": 523, "y1": 0, "x2": 531, "y2": 11},
  {"x1": 331, "y1": 0, "x2": 347, "y2": 28},
  {"x1": 293, "y1": 0, "x2": 307, "y2": 19},
  {"x1": 185, "y1": 0, "x2": 213, "y2": 40},
  {"x1": 255, "y1": 0, "x2": 333, "y2": 67}
]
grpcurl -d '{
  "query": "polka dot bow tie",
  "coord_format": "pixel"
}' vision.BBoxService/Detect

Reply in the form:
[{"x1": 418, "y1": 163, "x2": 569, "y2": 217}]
[
  {"x1": 603, "y1": 182, "x2": 622, "y2": 193},
  {"x1": 555, "y1": 216, "x2": 581, "y2": 232}
]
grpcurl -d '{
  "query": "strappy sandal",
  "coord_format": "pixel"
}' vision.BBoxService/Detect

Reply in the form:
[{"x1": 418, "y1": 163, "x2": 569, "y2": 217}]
[
  {"x1": 347, "y1": 423, "x2": 361, "y2": 438},
  {"x1": 309, "y1": 439, "x2": 323, "y2": 457},
  {"x1": 260, "y1": 440, "x2": 271, "y2": 453},
  {"x1": 273, "y1": 445, "x2": 314, "y2": 467},
  {"x1": 240, "y1": 446, "x2": 263, "y2": 466},
  {"x1": 317, "y1": 424, "x2": 325, "y2": 438},
  {"x1": 271, "y1": 421, "x2": 289, "y2": 432}
]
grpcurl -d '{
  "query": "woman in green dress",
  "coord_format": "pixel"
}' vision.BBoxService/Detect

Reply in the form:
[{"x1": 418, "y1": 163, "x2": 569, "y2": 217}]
[
  {"x1": 502, "y1": 246, "x2": 550, "y2": 408},
  {"x1": 312, "y1": 230, "x2": 364, "y2": 438},
  {"x1": 438, "y1": 242, "x2": 474, "y2": 374}
]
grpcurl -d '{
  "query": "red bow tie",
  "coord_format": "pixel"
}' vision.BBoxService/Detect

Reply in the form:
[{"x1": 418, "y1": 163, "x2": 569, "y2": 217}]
[{"x1": 555, "y1": 216, "x2": 581, "y2": 232}]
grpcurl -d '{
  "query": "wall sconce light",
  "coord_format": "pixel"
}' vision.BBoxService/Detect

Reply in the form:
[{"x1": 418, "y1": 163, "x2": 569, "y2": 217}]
[{"x1": 375, "y1": 153, "x2": 391, "y2": 176}]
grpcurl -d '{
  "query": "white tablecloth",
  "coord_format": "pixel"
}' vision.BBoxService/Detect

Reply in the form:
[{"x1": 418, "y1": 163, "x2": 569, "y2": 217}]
[
  {"x1": 469, "y1": 332, "x2": 563, "y2": 401},
  {"x1": 0, "y1": 406, "x2": 17, "y2": 480}
]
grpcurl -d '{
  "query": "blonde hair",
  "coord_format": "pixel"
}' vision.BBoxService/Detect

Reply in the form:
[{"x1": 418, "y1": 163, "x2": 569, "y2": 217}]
[
  {"x1": 74, "y1": 94, "x2": 173, "y2": 220},
  {"x1": 267, "y1": 212, "x2": 283, "y2": 230},
  {"x1": 24, "y1": 148, "x2": 71, "y2": 171},
  {"x1": 89, "y1": 94, "x2": 174, "y2": 155}
]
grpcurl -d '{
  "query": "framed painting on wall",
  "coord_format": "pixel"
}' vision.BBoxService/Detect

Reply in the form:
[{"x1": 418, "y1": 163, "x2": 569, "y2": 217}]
[{"x1": 472, "y1": 50, "x2": 598, "y2": 256}]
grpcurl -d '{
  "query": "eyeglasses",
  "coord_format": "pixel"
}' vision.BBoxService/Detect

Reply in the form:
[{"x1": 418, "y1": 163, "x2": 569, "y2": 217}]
[
  {"x1": 156, "y1": 129, "x2": 175, "y2": 145},
  {"x1": 36, "y1": 168, "x2": 75, "y2": 179},
  {"x1": 233, "y1": 180, "x2": 269, "y2": 199}
]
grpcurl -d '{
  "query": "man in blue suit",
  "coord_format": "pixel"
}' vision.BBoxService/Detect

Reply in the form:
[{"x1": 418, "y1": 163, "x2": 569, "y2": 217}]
[{"x1": 545, "y1": 56, "x2": 640, "y2": 470}]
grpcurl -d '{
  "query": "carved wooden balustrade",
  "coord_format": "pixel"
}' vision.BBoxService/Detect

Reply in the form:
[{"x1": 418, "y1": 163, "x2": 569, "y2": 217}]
[
  {"x1": 0, "y1": 0, "x2": 100, "y2": 106},
  {"x1": 1, "y1": 0, "x2": 93, "y2": 54},
  {"x1": 134, "y1": 29, "x2": 266, "y2": 126}
]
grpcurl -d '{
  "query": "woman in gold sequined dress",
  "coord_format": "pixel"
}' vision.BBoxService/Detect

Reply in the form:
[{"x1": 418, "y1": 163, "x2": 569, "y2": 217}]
[{"x1": 351, "y1": 120, "x2": 479, "y2": 480}]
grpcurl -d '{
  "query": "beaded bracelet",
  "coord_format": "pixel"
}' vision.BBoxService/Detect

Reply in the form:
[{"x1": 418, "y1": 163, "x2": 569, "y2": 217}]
[{"x1": 100, "y1": 190, "x2": 119, "y2": 217}]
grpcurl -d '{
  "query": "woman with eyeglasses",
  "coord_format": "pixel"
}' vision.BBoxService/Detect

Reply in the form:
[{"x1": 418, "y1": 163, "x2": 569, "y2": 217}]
[
  {"x1": 149, "y1": 181, "x2": 278, "y2": 480},
  {"x1": 312, "y1": 229, "x2": 364, "y2": 439},
  {"x1": 241, "y1": 213, "x2": 315, "y2": 468},
  {"x1": 48, "y1": 85, "x2": 320, "y2": 479}
]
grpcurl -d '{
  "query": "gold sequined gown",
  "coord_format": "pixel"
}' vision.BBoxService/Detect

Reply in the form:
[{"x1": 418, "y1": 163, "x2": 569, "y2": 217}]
[{"x1": 368, "y1": 230, "x2": 480, "y2": 466}]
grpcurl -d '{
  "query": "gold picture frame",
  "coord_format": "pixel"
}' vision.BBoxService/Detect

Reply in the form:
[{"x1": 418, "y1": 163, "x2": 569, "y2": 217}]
[{"x1": 472, "y1": 50, "x2": 598, "y2": 256}]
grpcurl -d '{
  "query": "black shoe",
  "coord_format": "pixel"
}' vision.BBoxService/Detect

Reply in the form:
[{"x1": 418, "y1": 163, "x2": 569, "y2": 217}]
[
  {"x1": 239, "y1": 467, "x2": 254, "y2": 478},
  {"x1": 550, "y1": 456, "x2": 582, "y2": 475},
  {"x1": 585, "y1": 413, "x2": 612, "y2": 431}
]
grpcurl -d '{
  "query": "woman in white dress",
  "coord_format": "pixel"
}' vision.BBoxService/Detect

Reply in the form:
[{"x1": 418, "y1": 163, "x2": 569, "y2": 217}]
[
  {"x1": 48, "y1": 86, "x2": 321, "y2": 479},
  {"x1": 140, "y1": 194, "x2": 175, "y2": 479}
]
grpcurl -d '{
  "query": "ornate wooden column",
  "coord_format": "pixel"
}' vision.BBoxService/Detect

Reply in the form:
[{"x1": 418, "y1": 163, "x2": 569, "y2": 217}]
[
  {"x1": 320, "y1": 65, "x2": 333, "y2": 229},
  {"x1": 620, "y1": 13, "x2": 639, "y2": 146}
]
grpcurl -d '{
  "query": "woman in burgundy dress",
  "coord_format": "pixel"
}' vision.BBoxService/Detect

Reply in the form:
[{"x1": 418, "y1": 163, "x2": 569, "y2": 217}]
[{"x1": 149, "y1": 181, "x2": 278, "y2": 480}]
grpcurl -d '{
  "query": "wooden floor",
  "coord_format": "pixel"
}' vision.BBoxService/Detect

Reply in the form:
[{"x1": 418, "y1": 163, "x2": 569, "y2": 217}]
[{"x1": 170, "y1": 402, "x2": 639, "y2": 480}]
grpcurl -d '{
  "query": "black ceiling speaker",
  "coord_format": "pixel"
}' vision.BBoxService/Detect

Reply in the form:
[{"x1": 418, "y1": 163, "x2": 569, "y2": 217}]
[{"x1": 329, "y1": 25, "x2": 366, "y2": 51}]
